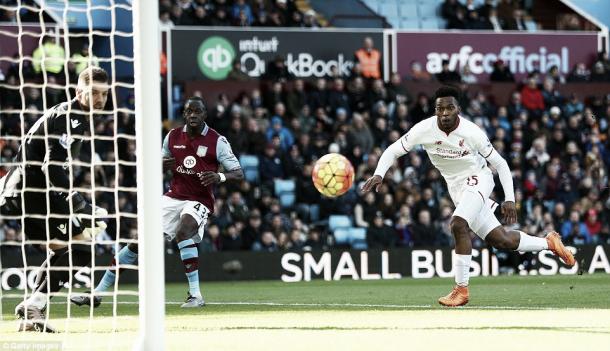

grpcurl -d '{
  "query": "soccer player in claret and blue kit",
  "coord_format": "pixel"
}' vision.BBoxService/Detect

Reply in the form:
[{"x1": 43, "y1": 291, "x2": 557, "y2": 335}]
[
  {"x1": 71, "y1": 96, "x2": 243, "y2": 308},
  {"x1": 362, "y1": 86, "x2": 575, "y2": 307}
]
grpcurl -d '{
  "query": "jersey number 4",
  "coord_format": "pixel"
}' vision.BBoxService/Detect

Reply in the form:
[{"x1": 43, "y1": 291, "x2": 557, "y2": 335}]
[
  {"x1": 466, "y1": 176, "x2": 479, "y2": 186},
  {"x1": 193, "y1": 203, "x2": 206, "y2": 219}
]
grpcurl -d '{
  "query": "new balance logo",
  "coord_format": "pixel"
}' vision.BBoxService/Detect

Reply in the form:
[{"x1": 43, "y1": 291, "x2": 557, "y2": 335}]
[
  {"x1": 173, "y1": 145, "x2": 186, "y2": 149},
  {"x1": 70, "y1": 119, "x2": 81, "y2": 129},
  {"x1": 57, "y1": 224, "x2": 67, "y2": 235}
]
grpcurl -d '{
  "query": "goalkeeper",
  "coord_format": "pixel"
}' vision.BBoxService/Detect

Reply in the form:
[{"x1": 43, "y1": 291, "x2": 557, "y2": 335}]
[{"x1": 0, "y1": 67, "x2": 110, "y2": 332}]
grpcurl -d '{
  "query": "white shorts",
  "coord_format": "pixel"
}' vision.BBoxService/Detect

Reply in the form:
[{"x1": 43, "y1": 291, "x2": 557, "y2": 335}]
[
  {"x1": 450, "y1": 167, "x2": 501, "y2": 239},
  {"x1": 161, "y1": 195, "x2": 210, "y2": 242}
]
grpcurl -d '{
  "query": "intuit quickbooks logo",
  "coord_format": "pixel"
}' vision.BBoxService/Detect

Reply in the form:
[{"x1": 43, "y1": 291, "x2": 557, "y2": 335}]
[{"x1": 197, "y1": 36, "x2": 235, "y2": 80}]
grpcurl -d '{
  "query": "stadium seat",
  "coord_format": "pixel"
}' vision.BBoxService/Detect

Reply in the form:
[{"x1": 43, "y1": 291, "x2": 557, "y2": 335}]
[
  {"x1": 438, "y1": 17, "x2": 448, "y2": 29},
  {"x1": 348, "y1": 227, "x2": 367, "y2": 242},
  {"x1": 417, "y1": 2, "x2": 438, "y2": 18},
  {"x1": 399, "y1": 3, "x2": 418, "y2": 18},
  {"x1": 172, "y1": 102, "x2": 182, "y2": 119},
  {"x1": 172, "y1": 84, "x2": 182, "y2": 102},
  {"x1": 379, "y1": 3, "x2": 398, "y2": 17},
  {"x1": 400, "y1": 18, "x2": 419, "y2": 29},
  {"x1": 334, "y1": 226, "x2": 366, "y2": 247},
  {"x1": 420, "y1": 18, "x2": 440, "y2": 29},
  {"x1": 278, "y1": 193, "x2": 295, "y2": 208},
  {"x1": 239, "y1": 154, "x2": 259, "y2": 183},
  {"x1": 274, "y1": 179, "x2": 296, "y2": 208},
  {"x1": 351, "y1": 240, "x2": 368, "y2": 250},
  {"x1": 333, "y1": 228, "x2": 350, "y2": 245},
  {"x1": 525, "y1": 20, "x2": 538, "y2": 32},
  {"x1": 348, "y1": 227, "x2": 367, "y2": 249},
  {"x1": 329, "y1": 215, "x2": 352, "y2": 231},
  {"x1": 386, "y1": 16, "x2": 401, "y2": 28}
]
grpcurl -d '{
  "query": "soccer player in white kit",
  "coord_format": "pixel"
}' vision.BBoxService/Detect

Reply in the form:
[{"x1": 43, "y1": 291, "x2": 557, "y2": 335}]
[{"x1": 362, "y1": 86, "x2": 575, "y2": 307}]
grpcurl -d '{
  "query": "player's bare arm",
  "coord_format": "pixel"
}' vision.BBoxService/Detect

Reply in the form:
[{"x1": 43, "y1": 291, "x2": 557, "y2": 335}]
[
  {"x1": 199, "y1": 168, "x2": 244, "y2": 187},
  {"x1": 361, "y1": 174, "x2": 382, "y2": 193},
  {"x1": 501, "y1": 201, "x2": 517, "y2": 224}
]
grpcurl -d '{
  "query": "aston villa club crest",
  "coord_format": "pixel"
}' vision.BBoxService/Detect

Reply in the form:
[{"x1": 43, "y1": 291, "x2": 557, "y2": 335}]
[{"x1": 197, "y1": 145, "x2": 208, "y2": 157}]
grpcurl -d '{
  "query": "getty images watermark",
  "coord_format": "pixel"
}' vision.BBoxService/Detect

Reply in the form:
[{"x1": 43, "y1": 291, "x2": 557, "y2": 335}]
[{"x1": 1, "y1": 341, "x2": 62, "y2": 350}]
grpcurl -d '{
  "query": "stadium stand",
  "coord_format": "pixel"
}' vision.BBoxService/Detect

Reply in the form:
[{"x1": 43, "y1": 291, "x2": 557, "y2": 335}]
[
  {"x1": 158, "y1": 0, "x2": 324, "y2": 28},
  {"x1": 358, "y1": 0, "x2": 541, "y2": 30},
  {"x1": 1, "y1": 0, "x2": 610, "y2": 261}
]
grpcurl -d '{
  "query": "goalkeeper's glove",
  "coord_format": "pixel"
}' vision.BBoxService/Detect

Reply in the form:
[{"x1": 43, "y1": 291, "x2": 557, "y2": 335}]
[
  {"x1": 81, "y1": 207, "x2": 108, "y2": 239},
  {"x1": 68, "y1": 192, "x2": 108, "y2": 234},
  {"x1": 68, "y1": 191, "x2": 93, "y2": 215}
]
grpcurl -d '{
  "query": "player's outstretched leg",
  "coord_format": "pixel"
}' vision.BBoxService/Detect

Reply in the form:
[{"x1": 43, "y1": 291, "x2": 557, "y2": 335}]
[
  {"x1": 486, "y1": 228, "x2": 575, "y2": 266},
  {"x1": 438, "y1": 216, "x2": 471, "y2": 307},
  {"x1": 544, "y1": 231, "x2": 576, "y2": 266},
  {"x1": 15, "y1": 249, "x2": 58, "y2": 333},
  {"x1": 17, "y1": 244, "x2": 92, "y2": 332},
  {"x1": 70, "y1": 244, "x2": 138, "y2": 308}
]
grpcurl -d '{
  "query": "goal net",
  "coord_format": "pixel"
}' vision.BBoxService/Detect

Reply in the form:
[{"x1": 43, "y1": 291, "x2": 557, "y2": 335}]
[{"x1": 0, "y1": 1, "x2": 163, "y2": 349}]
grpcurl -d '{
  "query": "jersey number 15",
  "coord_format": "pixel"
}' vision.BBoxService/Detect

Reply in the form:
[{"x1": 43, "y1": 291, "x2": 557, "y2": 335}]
[{"x1": 466, "y1": 176, "x2": 479, "y2": 186}]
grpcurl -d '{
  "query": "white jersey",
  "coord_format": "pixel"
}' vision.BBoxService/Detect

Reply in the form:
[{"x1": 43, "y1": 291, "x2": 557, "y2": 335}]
[
  {"x1": 399, "y1": 116, "x2": 494, "y2": 185},
  {"x1": 374, "y1": 114, "x2": 514, "y2": 237}
]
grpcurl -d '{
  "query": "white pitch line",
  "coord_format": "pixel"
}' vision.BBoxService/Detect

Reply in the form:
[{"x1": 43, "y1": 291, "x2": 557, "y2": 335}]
[
  {"x1": 203, "y1": 302, "x2": 433, "y2": 309},
  {"x1": 3, "y1": 300, "x2": 602, "y2": 311},
  {"x1": 165, "y1": 302, "x2": 607, "y2": 310}
]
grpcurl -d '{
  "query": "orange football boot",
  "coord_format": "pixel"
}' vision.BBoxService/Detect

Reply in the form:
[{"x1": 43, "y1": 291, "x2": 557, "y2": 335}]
[
  {"x1": 438, "y1": 285, "x2": 469, "y2": 307},
  {"x1": 546, "y1": 231, "x2": 576, "y2": 266}
]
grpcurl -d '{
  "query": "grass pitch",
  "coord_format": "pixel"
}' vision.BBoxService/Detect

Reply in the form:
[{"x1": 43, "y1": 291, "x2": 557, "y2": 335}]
[{"x1": 1, "y1": 274, "x2": 609, "y2": 350}]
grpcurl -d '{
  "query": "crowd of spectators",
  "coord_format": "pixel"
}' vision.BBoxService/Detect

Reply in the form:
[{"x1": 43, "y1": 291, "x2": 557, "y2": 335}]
[
  {"x1": 1, "y1": 1, "x2": 610, "y2": 273},
  {"x1": 0, "y1": 0, "x2": 41, "y2": 22},
  {"x1": 0, "y1": 0, "x2": 320, "y2": 28},
  {"x1": 441, "y1": 0, "x2": 534, "y2": 31},
  {"x1": 2, "y1": 47, "x2": 610, "y2": 262},
  {"x1": 159, "y1": 0, "x2": 321, "y2": 28},
  {"x1": 166, "y1": 58, "x2": 610, "y2": 256}
]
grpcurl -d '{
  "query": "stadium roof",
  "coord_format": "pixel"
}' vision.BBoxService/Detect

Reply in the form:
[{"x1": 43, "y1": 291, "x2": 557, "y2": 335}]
[
  {"x1": 561, "y1": 0, "x2": 610, "y2": 50},
  {"x1": 36, "y1": 0, "x2": 132, "y2": 31}
]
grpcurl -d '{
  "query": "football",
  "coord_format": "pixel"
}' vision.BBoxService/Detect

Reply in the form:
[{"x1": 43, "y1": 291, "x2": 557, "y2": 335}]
[{"x1": 311, "y1": 153, "x2": 355, "y2": 197}]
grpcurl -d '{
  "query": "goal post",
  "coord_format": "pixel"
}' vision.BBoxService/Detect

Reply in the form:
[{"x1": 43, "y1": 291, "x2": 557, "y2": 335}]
[{"x1": 132, "y1": 0, "x2": 165, "y2": 350}]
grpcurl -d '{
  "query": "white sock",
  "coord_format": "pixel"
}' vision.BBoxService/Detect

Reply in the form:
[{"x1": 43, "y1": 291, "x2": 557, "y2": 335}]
[
  {"x1": 516, "y1": 231, "x2": 548, "y2": 251},
  {"x1": 454, "y1": 254, "x2": 471, "y2": 287},
  {"x1": 25, "y1": 291, "x2": 47, "y2": 309}
]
